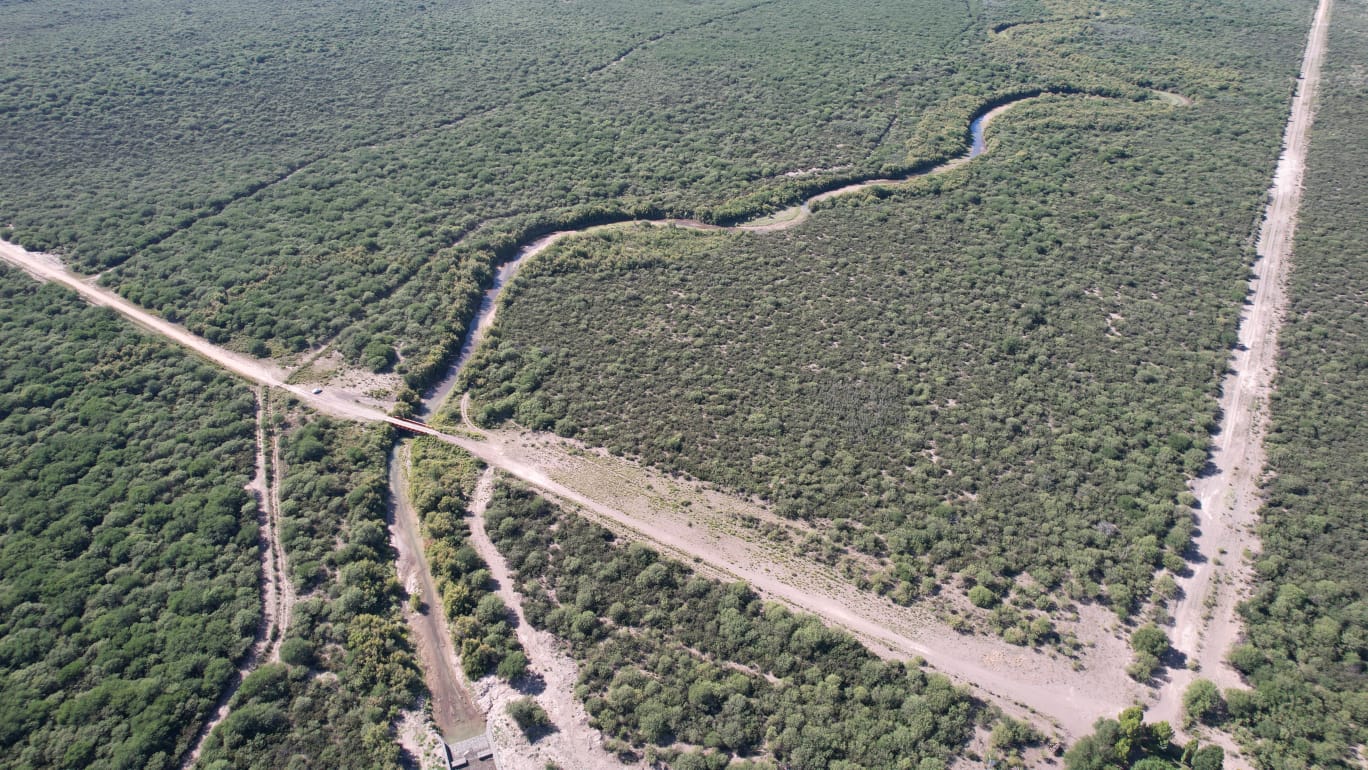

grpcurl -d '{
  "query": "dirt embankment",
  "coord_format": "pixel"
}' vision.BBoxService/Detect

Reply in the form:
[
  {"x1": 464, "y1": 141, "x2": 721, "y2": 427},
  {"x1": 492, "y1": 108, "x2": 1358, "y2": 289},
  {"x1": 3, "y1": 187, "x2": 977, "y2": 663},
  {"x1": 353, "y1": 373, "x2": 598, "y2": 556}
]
[{"x1": 1149, "y1": 0, "x2": 1333, "y2": 735}]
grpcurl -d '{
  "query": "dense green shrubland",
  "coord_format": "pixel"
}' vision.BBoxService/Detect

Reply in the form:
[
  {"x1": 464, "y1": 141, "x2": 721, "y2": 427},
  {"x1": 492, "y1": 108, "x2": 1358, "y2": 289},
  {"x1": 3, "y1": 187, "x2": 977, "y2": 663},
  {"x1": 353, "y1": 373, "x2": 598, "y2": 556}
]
[
  {"x1": 4, "y1": 0, "x2": 982, "y2": 367},
  {"x1": 486, "y1": 482, "x2": 982, "y2": 769},
  {"x1": 0, "y1": 0, "x2": 777, "y2": 263},
  {"x1": 6, "y1": 0, "x2": 1262, "y2": 375},
  {"x1": 459, "y1": 58, "x2": 1297, "y2": 623},
  {"x1": 197, "y1": 417, "x2": 420, "y2": 769},
  {"x1": 0, "y1": 269, "x2": 257, "y2": 769}
]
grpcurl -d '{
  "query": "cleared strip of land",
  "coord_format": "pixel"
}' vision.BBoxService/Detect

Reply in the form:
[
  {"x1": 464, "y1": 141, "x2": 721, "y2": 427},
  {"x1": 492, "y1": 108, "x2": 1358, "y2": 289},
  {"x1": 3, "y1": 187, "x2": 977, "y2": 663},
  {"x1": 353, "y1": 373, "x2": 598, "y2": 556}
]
[
  {"x1": 177, "y1": 391, "x2": 292, "y2": 769},
  {"x1": 1150, "y1": 0, "x2": 1333, "y2": 730}
]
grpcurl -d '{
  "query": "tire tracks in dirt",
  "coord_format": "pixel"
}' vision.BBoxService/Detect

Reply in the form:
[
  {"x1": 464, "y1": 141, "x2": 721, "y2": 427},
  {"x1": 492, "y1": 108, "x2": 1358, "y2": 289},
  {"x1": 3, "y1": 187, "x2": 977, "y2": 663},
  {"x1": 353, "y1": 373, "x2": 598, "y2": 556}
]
[
  {"x1": 264, "y1": 396, "x2": 295, "y2": 662},
  {"x1": 177, "y1": 389, "x2": 294, "y2": 769}
]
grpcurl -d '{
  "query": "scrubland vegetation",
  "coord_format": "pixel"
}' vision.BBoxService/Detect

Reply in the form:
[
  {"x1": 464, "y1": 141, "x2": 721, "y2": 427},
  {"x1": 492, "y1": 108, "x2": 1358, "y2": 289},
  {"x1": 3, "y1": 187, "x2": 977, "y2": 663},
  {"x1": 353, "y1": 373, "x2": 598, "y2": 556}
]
[
  {"x1": 1220, "y1": 0, "x2": 1368, "y2": 765},
  {"x1": 2, "y1": 0, "x2": 1361, "y2": 765},
  {"x1": 197, "y1": 418, "x2": 419, "y2": 769},
  {"x1": 460, "y1": 0, "x2": 1308, "y2": 622},
  {"x1": 4, "y1": 0, "x2": 976, "y2": 372},
  {"x1": 0, "y1": 269, "x2": 257, "y2": 769},
  {"x1": 485, "y1": 482, "x2": 984, "y2": 769}
]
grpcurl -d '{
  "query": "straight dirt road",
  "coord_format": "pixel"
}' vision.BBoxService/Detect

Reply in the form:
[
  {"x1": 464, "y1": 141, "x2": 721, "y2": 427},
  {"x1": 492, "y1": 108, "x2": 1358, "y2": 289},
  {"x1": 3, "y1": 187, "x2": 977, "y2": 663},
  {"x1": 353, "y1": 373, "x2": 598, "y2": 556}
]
[
  {"x1": 178, "y1": 391, "x2": 293, "y2": 769},
  {"x1": 1150, "y1": 0, "x2": 1333, "y2": 729}
]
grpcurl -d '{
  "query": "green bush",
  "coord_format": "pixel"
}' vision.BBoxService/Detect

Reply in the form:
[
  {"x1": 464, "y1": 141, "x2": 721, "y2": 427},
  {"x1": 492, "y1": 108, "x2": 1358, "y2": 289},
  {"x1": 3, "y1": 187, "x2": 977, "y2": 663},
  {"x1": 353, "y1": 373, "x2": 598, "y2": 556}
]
[
  {"x1": 969, "y1": 585, "x2": 999, "y2": 608},
  {"x1": 507, "y1": 697, "x2": 551, "y2": 737},
  {"x1": 1182, "y1": 679, "x2": 1224, "y2": 727}
]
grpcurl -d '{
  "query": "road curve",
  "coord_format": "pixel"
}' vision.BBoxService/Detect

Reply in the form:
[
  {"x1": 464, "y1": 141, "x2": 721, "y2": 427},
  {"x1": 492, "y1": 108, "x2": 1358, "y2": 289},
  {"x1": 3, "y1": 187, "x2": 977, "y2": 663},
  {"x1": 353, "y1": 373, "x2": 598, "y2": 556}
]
[{"x1": 0, "y1": 86, "x2": 1193, "y2": 744}]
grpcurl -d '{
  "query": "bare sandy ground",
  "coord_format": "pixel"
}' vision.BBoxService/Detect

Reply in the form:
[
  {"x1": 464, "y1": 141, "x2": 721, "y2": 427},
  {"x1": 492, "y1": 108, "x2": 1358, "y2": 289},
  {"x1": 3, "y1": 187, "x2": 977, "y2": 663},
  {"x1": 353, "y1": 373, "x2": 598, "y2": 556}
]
[
  {"x1": 396, "y1": 709, "x2": 451, "y2": 770},
  {"x1": 389, "y1": 444, "x2": 487, "y2": 743},
  {"x1": 1148, "y1": 0, "x2": 1333, "y2": 741},
  {"x1": 465, "y1": 469, "x2": 641, "y2": 770}
]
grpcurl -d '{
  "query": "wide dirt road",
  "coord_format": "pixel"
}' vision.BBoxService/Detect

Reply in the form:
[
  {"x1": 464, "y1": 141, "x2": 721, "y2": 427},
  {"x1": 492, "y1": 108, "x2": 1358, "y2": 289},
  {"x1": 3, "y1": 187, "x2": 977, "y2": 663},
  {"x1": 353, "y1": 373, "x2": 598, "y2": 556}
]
[{"x1": 1150, "y1": 0, "x2": 1333, "y2": 728}]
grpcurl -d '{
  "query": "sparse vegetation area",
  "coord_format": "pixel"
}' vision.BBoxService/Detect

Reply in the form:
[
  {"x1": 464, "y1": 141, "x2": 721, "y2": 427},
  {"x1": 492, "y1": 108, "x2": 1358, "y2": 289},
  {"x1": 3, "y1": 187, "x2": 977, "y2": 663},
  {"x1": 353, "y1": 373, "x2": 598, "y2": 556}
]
[
  {"x1": 196, "y1": 417, "x2": 421, "y2": 769},
  {"x1": 485, "y1": 481, "x2": 981, "y2": 769},
  {"x1": 0, "y1": 268, "x2": 257, "y2": 769}
]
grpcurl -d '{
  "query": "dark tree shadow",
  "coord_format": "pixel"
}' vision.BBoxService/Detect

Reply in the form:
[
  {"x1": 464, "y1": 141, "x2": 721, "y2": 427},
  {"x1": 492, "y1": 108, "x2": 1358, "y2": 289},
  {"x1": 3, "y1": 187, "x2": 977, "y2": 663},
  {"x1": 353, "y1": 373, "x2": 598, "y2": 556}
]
[{"x1": 513, "y1": 671, "x2": 546, "y2": 696}]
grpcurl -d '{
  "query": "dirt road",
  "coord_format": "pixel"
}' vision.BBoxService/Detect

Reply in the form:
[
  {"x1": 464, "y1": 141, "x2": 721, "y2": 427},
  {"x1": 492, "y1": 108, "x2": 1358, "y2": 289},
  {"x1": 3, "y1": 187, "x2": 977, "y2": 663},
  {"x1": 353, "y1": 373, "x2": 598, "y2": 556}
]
[
  {"x1": 445, "y1": 423, "x2": 1139, "y2": 738},
  {"x1": 388, "y1": 444, "x2": 486, "y2": 743},
  {"x1": 1150, "y1": 0, "x2": 1333, "y2": 729},
  {"x1": 264, "y1": 413, "x2": 295, "y2": 663},
  {"x1": 0, "y1": 239, "x2": 401, "y2": 426},
  {"x1": 0, "y1": 82, "x2": 1196, "y2": 744}
]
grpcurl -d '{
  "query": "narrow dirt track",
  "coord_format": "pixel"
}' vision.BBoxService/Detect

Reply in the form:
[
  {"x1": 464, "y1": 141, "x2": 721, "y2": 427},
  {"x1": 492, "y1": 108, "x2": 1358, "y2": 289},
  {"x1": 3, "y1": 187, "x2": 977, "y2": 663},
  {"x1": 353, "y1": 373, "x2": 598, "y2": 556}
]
[
  {"x1": 178, "y1": 391, "x2": 292, "y2": 769},
  {"x1": 1, "y1": 235, "x2": 1137, "y2": 738},
  {"x1": 265, "y1": 416, "x2": 295, "y2": 663},
  {"x1": 0, "y1": 86, "x2": 1199, "y2": 744},
  {"x1": 464, "y1": 469, "x2": 637, "y2": 769},
  {"x1": 1151, "y1": 0, "x2": 1333, "y2": 730}
]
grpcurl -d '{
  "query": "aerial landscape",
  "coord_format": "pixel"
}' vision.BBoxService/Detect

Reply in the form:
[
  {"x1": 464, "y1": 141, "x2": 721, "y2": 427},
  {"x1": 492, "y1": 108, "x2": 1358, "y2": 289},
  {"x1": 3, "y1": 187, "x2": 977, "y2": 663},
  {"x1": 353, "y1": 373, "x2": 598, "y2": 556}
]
[{"x1": 0, "y1": 0, "x2": 1363, "y2": 767}]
